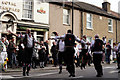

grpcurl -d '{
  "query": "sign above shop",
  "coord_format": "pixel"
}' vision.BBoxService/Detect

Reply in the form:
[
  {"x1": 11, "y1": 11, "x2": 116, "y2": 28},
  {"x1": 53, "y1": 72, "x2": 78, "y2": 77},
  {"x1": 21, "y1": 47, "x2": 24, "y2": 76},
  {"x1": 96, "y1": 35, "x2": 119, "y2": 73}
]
[
  {"x1": 0, "y1": 1, "x2": 20, "y2": 12},
  {"x1": 37, "y1": 8, "x2": 46, "y2": 14}
]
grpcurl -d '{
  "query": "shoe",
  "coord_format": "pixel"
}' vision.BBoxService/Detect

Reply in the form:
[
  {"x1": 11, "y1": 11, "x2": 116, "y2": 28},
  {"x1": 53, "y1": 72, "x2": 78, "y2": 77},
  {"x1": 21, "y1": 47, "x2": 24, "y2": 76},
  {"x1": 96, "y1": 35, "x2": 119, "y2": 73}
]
[
  {"x1": 118, "y1": 71, "x2": 120, "y2": 73},
  {"x1": 80, "y1": 65, "x2": 83, "y2": 70},
  {"x1": 59, "y1": 70, "x2": 62, "y2": 74},
  {"x1": 26, "y1": 72, "x2": 29, "y2": 76},
  {"x1": 96, "y1": 74, "x2": 102, "y2": 77},
  {"x1": 69, "y1": 73, "x2": 75, "y2": 77},
  {"x1": 69, "y1": 74, "x2": 72, "y2": 77},
  {"x1": 23, "y1": 72, "x2": 26, "y2": 76},
  {"x1": 117, "y1": 68, "x2": 120, "y2": 69},
  {"x1": 72, "y1": 74, "x2": 75, "y2": 77}
]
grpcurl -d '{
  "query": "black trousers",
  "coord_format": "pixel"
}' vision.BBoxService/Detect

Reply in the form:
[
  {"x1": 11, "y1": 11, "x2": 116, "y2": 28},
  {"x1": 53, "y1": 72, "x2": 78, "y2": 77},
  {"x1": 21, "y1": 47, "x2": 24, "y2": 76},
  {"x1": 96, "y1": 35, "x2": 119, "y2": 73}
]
[
  {"x1": 64, "y1": 47, "x2": 75, "y2": 75},
  {"x1": 93, "y1": 53, "x2": 103, "y2": 75},
  {"x1": 117, "y1": 53, "x2": 120, "y2": 68},
  {"x1": 23, "y1": 47, "x2": 33, "y2": 74},
  {"x1": 58, "y1": 51, "x2": 64, "y2": 65}
]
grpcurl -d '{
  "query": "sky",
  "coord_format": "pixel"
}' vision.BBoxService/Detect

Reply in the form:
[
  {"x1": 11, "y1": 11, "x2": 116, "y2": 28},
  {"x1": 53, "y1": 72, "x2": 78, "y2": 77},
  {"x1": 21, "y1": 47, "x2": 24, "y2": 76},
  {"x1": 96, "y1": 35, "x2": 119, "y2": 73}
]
[{"x1": 78, "y1": 0, "x2": 120, "y2": 13}]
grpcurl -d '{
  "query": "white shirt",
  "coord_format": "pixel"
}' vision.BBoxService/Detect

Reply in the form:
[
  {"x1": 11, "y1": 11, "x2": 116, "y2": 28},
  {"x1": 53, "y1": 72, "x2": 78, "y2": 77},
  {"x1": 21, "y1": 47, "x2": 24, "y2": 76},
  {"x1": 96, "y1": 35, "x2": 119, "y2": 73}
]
[
  {"x1": 58, "y1": 40, "x2": 65, "y2": 52},
  {"x1": 27, "y1": 34, "x2": 33, "y2": 48},
  {"x1": 117, "y1": 43, "x2": 120, "y2": 53},
  {"x1": 74, "y1": 46, "x2": 79, "y2": 58}
]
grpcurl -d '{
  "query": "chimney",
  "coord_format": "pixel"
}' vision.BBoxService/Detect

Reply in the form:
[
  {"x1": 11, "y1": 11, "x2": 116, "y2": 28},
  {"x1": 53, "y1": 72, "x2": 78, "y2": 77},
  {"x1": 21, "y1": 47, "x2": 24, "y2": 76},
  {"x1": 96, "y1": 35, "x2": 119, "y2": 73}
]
[{"x1": 102, "y1": 0, "x2": 111, "y2": 12}]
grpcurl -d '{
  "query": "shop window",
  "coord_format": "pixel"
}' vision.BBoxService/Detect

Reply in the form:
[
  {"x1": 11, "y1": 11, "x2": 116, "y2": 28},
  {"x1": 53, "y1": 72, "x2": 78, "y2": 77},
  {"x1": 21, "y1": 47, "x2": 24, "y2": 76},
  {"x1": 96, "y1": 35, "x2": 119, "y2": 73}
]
[
  {"x1": 86, "y1": 13, "x2": 93, "y2": 29},
  {"x1": 22, "y1": 0, "x2": 33, "y2": 19},
  {"x1": 63, "y1": 9, "x2": 70, "y2": 25},
  {"x1": 108, "y1": 19, "x2": 113, "y2": 32}
]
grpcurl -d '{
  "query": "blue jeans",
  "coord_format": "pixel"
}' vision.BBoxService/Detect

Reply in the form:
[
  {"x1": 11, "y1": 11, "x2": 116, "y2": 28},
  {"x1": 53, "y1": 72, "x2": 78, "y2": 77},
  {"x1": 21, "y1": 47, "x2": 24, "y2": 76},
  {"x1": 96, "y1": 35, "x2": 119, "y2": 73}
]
[{"x1": 10, "y1": 53, "x2": 17, "y2": 67}]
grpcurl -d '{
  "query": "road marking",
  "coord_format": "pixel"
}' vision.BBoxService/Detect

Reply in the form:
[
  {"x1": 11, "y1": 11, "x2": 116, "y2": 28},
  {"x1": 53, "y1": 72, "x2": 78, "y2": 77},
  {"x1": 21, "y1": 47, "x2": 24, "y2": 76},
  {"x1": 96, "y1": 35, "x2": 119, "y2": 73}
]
[
  {"x1": 31, "y1": 72, "x2": 58, "y2": 77},
  {"x1": 0, "y1": 75, "x2": 14, "y2": 79},
  {"x1": 1, "y1": 72, "x2": 58, "y2": 79},
  {"x1": 109, "y1": 71, "x2": 118, "y2": 73},
  {"x1": 103, "y1": 66, "x2": 116, "y2": 69},
  {"x1": 72, "y1": 76, "x2": 84, "y2": 78}
]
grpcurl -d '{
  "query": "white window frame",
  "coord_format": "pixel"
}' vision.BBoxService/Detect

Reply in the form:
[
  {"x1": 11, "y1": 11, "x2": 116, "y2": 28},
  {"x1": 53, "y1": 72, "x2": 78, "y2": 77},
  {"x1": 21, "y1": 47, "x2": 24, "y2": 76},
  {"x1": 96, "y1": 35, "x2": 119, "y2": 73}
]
[
  {"x1": 86, "y1": 13, "x2": 93, "y2": 29},
  {"x1": 22, "y1": 0, "x2": 33, "y2": 20},
  {"x1": 63, "y1": 8, "x2": 70, "y2": 25},
  {"x1": 108, "y1": 19, "x2": 113, "y2": 32},
  {"x1": 86, "y1": 36, "x2": 92, "y2": 43}
]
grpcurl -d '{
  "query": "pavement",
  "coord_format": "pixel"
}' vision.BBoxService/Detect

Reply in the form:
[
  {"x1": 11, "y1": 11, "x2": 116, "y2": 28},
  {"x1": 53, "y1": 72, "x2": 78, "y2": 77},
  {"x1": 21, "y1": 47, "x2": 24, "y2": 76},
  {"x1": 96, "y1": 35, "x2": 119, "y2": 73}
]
[
  {"x1": 1, "y1": 64, "x2": 66, "y2": 73},
  {"x1": 0, "y1": 62, "x2": 120, "y2": 80}
]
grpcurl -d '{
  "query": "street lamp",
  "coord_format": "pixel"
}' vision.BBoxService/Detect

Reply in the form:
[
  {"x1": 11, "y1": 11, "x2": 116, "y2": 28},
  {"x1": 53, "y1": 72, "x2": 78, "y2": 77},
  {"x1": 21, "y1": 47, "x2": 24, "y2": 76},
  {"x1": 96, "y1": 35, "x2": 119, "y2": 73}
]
[
  {"x1": 6, "y1": 19, "x2": 14, "y2": 30},
  {"x1": 69, "y1": 0, "x2": 74, "y2": 34}
]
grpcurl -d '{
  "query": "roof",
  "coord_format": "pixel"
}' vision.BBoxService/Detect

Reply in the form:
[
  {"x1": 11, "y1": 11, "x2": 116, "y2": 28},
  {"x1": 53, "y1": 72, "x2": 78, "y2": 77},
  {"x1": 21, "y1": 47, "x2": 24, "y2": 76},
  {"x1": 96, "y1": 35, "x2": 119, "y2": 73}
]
[{"x1": 49, "y1": 1, "x2": 120, "y2": 20}]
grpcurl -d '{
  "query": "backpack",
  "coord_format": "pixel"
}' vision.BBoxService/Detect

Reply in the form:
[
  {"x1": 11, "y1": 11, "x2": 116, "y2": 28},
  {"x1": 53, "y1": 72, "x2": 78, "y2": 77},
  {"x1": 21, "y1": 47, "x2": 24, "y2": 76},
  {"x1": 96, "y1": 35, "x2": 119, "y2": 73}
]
[{"x1": 64, "y1": 34, "x2": 75, "y2": 46}]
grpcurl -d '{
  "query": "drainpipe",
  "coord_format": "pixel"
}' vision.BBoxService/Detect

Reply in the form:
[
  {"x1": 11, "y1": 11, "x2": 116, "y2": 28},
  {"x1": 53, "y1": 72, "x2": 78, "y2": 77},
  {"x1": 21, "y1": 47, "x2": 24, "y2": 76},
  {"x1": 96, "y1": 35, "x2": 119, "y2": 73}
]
[
  {"x1": 72, "y1": 1, "x2": 74, "y2": 34},
  {"x1": 116, "y1": 20, "x2": 117, "y2": 43},
  {"x1": 81, "y1": 11, "x2": 83, "y2": 38}
]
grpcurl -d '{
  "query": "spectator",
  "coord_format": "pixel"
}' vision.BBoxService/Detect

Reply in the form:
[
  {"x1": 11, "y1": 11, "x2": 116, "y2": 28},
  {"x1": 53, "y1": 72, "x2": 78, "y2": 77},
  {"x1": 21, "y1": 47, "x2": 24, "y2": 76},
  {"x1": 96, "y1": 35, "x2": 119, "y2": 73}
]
[
  {"x1": 44, "y1": 40, "x2": 49, "y2": 67},
  {"x1": 38, "y1": 41, "x2": 46, "y2": 68},
  {"x1": 51, "y1": 42, "x2": 58, "y2": 67},
  {"x1": 105, "y1": 42, "x2": 111, "y2": 64},
  {"x1": 8, "y1": 36, "x2": 17, "y2": 68}
]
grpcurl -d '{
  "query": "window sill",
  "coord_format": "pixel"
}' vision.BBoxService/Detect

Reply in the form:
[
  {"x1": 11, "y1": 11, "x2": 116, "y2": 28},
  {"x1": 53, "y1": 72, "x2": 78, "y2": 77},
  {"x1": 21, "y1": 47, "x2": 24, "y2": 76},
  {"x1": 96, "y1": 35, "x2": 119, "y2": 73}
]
[
  {"x1": 21, "y1": 18, "x2": 34, "y2": 22},
  {"x1": 86, "y1": 27, "x2": 93, "y2": 30},
  {"x1": 108, "y1": 31, "x2": 113, "y2": 33},
  {"x1": 63, "y1": 23, "x2": 70, "y2": 26}
]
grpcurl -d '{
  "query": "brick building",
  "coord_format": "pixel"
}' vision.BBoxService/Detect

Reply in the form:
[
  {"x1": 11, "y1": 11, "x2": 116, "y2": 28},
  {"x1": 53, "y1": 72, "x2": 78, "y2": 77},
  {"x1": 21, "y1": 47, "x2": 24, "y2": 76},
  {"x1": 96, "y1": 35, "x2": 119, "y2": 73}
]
[{"x1": 49, "y1": 1, "x2": 120, "y2": 47}]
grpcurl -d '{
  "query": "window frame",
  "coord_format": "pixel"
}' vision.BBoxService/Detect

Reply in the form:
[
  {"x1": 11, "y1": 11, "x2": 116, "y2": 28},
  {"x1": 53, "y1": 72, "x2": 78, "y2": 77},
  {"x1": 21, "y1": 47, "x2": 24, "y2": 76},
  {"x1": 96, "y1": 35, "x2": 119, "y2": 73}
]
[
  {"x1": 22, "y1": 0, "x2": 33, "y2": 20},
  {"x1": 63, "y1": 8, "x2": 70, "y2": 25},
  {"x1": 86, "y1": 13, "x2": 93, "y2": 29},
  {"x1": 108, "y1": 19, "x2": 113, "y2": 32}
]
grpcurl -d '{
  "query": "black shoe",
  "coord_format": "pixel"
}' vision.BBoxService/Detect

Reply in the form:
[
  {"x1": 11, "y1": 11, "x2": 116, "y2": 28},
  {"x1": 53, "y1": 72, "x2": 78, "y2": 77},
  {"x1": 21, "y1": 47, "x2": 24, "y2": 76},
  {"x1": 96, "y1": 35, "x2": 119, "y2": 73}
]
[
  {"x1": 26, "y1": 72, "x2": 29, "y2": 76},
  {"x1": 96, "y1": 74, "x2": 102, "y2": 77},
  {"x1": 80, "y1": 65, "x2": 83, "y2": 70},
  {"x1": 117, "y1": 68, "x2": 120, "y2": 69},
  {"x1": 59, "y1": 70, "x2": 62, "y2": 74},
  {"x1": 118, "y1": 71, "x2": 120, "y2": 73},
  {"x1": 72, "y1": 74, "x2": 75, "y2": 77},
  {"x1": 69, "y1": 74, "x2": 72, "y2": 77},
  {"x1": 23, "y1": 72, "x2": 26, "y2": 76},
  {"x1": 69, "y1": 73, "x2": 75, "y2": 77}
]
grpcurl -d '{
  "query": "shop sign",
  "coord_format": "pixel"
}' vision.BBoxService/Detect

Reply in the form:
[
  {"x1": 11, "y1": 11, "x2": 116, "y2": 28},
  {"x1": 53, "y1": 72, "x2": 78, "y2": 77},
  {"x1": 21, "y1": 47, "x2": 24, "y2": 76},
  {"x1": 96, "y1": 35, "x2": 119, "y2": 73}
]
[
  {"x1": 37, "y1": 8, "x2": 46, "y2": 14},
  {"x1": 0, "y1": 1, "x2": 20, "y2": 12}
]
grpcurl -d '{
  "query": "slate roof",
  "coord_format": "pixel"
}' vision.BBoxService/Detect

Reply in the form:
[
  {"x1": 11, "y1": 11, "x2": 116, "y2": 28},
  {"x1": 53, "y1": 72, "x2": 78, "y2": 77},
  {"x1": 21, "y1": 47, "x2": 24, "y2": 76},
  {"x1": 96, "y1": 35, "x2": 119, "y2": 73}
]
[{"x1": 49, "y1": 1, "x2": 120, "y2": 20}]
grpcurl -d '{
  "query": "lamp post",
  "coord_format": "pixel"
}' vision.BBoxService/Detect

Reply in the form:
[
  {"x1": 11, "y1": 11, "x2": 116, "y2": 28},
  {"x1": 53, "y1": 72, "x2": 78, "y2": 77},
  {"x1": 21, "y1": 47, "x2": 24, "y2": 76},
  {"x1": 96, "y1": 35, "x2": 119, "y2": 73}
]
[
  {"x1": 72, "y1": 1, "x2": 74, "y2": 34},
  {"x1": 6, "y1": 19, "x2": 14, "y2": 31}
]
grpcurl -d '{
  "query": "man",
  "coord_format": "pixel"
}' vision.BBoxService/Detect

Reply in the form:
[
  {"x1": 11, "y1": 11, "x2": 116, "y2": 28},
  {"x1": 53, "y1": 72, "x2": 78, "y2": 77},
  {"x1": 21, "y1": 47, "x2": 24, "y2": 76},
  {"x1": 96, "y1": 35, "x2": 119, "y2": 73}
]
[
  {"x1": 8, "y1": 29, "x2": 37, "y2": 76},
  {"x1": 44, "y1": 40, "x2": 49, "y2": 66},
  {"x1": 117, "y1": 43, "x2": 120, "y2": 72},
  {"x1": 91, "y1": 34, "x2": 104, "y2": 77},
  {"x1": 0, "y1": 37, "x2": 8, "y2": 71},
  {"x1": 80, "y1": 35, "x2": 88, "y2": 70},
  {"x1": 8, "y1": 36, "x2": 17, "y2": 68},
  {"x1": 54, "y1": 30, "x2": 81, "y2": 77},
  {"x1": 106, "y1": 42, "x2": 111, "y2": 64},
  {"x1": 51, "y1": 41, "x2": 58, "y2": 67},
  {"x1": 57, "y1": 39, "x2": 65, "y2": 74}
]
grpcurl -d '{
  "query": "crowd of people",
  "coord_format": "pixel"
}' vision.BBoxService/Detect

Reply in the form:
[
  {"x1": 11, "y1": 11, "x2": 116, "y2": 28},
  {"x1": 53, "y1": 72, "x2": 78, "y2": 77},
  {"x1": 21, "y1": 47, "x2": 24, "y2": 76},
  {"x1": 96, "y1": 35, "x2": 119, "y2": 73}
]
[{"x1": 0, "y1": 29, "x2": 120, "y2": 77}]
